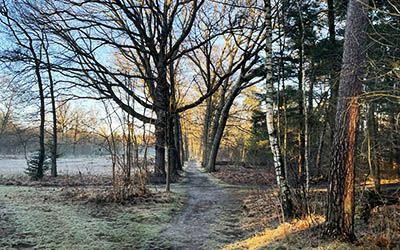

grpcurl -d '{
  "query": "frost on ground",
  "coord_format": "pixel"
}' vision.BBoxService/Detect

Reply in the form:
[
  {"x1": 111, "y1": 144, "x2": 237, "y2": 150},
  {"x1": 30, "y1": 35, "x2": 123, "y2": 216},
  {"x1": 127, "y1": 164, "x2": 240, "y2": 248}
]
[
  {"x1": 0, "y1": 154, "x2": 188, "y2": 249},
  {"x1": 0, "y1": 185, "x2": 184, "y2": 250},
  {"x1": 0, "y1": 155, "x2": 112, "y2": 176},
  {"x1": 0, "y1": 161, "x2": 252, "y2": 250}
]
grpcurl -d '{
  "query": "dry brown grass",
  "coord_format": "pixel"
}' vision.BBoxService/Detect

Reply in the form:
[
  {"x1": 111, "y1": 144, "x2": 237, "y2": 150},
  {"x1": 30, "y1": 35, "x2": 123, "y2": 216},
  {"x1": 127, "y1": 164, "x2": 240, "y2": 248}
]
[
  {"x1": 0, "y1": 174, "x2": 112, "y2": 187},
  {"x1": 363, "y1": 204, "x2": 400, "y2": 248},
  {"x1": 224, "y1": 215, "x2": 325, "y2": 250},
  {"x1": 225, "y1": 203, "x2": 400, "y2": 250}
]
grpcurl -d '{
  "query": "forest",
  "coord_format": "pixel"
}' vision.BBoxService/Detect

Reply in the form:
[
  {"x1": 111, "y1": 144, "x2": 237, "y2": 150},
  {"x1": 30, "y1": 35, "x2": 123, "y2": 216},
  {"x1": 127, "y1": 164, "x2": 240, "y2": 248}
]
[{"x1": 0, "y1": 0, "x2": 399, "y2": 249}]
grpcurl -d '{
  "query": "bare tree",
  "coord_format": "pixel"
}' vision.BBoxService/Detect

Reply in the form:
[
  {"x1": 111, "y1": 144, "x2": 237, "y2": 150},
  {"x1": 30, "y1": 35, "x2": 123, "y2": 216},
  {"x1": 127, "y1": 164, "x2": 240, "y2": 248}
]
[
  {"x1": 42, "y1": 32, "x2": 58, "y2": 177},
  {"x1": 0, "y1": 1, "x2": 48, "y2": 179},
  {"x1": 185, "y1": 1, "x2": 268, "y2": 172},
  {"x1": 0, "y1": 83, "x2": 14, "y2": 139},
  {"x1": 32, "y1": 0, "x2": 238, "y2": 184}
]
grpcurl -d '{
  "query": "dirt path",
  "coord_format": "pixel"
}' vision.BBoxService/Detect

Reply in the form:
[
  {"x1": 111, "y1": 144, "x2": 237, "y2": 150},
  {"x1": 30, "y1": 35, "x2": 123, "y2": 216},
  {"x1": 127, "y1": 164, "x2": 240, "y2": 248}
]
[{"x1": 147, "y1": 161, "x2": 245, "y2": 250}]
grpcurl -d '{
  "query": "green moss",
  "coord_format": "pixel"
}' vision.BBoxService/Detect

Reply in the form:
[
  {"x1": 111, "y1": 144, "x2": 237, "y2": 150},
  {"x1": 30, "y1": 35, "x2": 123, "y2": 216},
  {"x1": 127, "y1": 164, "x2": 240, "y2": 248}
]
[{"x1": 0, "y1": 186, "x2": 183, "y2": 250}]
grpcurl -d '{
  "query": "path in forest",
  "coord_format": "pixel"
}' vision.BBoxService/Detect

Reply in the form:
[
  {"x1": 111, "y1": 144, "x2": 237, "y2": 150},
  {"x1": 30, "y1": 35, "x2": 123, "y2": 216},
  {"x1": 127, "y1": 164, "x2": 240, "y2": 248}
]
[{"x1": 147, "y1": 161, "x2": 246, "y2": 250}]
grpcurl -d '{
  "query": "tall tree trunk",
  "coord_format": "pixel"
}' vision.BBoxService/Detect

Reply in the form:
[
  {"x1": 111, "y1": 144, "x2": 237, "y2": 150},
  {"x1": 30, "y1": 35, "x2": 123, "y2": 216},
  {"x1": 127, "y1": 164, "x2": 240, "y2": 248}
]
[
  {"x1": 35, "y1": 57, "x2": 46, "y2": 180},
  {"x1": 366, "y1": 103, "x2": 380, "y2": 192},
  {"x1": 27, "y1": 36, "x2": 46, "y2": 180},
  {"x1": 174, "y1": 114, "x2": 183, "y2": 170},
  {"x1": 126, "y1": 114, "x2": 132, "y2": 183},
  {"x1": 201, "y1": 97, "x2": 212, "y2": 168},
  {"x1": 278, "y1": 0, "x2": 289, "y2": 181},
  {"x1": 298, "y1": 2, "x2": 309, "y2": 195},
  {"x1": 325, "y1": 0, "x2": 369, "y2": 239},
  {"x1": 206, "y1": 89, "x2": 239, "y2": 172},
  {"x1": 328, "y1": 0, "x2": 336, "y2": 43},
  {"x1": 208, "y1": 83, "x2": 228, "y2": 156},
  {"x1": 44, "y1": 45, "x2": 58, "y2": 178},
  {"x1": 166, "y1": 116, "x2": 175, "y2": 191},
  {"x1": 154, "y1": 72, "x2": 169, "y2": 180},
  {"x1": 315, "y1": 124, "x2": 326, "y2": 176},
  {"x1": 265, "y1": 0, "x2": 293, "y2": 221},
  {"x1": 183, "y1": 129, "x2": 190, "y2": 161},
  {"x1": 168, "y1": 116, "x2": 178, "y2": 176},
  {"x1": 327, "y1": 0, "x2": 340, "y2": 146},
  {"x1": 389, "y1": 85, "x2": 399, "y2": 175},
  {"x1": 167, "y1": 46, "x2": 181, "y2": 177},
  {"x1": 297, "y1": 51, "x2": 306, "y2": 185},
  {"x1": 177, "y1": 114, "x2": 185, "y2": 167},
  {"x1": 154, "y1": 109, "x2": 167, "y2": 178}
]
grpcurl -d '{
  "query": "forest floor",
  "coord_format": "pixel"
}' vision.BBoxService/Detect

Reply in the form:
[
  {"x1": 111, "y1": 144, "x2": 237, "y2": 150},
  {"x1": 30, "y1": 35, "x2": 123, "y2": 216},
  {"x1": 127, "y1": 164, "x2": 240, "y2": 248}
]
[
  {"x1": 0, "y1": 159, "x2": 399, "y2": 249},
  {"x1": 213, "y1": 165, "x2": 400, "y2": 250}
]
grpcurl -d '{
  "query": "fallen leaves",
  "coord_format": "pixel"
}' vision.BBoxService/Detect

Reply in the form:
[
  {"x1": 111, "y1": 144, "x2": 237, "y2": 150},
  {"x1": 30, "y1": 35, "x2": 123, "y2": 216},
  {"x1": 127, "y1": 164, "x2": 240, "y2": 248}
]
[{"x1": 212, "y1": 165, "x2": 276, "y2": 186}]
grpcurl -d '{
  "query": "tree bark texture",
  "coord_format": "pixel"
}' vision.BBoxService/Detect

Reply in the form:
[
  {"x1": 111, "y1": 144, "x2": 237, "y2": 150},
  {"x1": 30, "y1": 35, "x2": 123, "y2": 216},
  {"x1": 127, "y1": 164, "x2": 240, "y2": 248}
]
[
  {"x1": 325, "y1": 0, "x2": 369, "y2": 239},
  {"x1": 265, "y1": 0, "x2": 294, "y2": 221},
  {"x1": 206, "y1": 87, "x2": 240, "y2": 173},
  {"x1": 201, "y1": 97, "x2": 212, "y2": 168},
  {"x1": 44, "y1": 44, "x2": 58, "y2": 178}
]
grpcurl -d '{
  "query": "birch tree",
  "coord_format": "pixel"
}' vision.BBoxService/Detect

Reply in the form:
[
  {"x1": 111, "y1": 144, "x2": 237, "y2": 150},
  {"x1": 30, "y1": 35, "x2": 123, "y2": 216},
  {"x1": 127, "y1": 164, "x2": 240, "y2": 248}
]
[{"x1": 264, "y1": 0, "x2": 293, "y2": 221}]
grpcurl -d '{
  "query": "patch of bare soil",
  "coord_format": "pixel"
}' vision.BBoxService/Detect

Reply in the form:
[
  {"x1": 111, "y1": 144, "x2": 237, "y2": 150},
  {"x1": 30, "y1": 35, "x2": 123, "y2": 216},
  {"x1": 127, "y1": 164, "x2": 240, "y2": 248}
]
[
  {"x1": 212, "y1": 165, "x2": 276, "y2": 186},
  {"x1": 147, "y1": 162, "x2": 248, "y2": 250}
]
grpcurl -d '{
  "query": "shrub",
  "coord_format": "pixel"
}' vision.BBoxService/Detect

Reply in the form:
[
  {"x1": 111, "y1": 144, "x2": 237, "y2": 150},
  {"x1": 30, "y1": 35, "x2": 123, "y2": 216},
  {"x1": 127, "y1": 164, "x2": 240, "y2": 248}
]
[{"x1": 25, "y1": 151, "x2": 50, "y2": 180}]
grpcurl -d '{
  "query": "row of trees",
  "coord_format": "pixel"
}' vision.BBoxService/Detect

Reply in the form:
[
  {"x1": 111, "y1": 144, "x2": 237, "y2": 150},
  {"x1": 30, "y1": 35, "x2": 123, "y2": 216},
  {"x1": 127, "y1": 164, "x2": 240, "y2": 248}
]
[
  {"x1": 0, "y1": 0, "x2": 269, "y2": 187},
  {"x1": 0, "y1": 97, "x2": 102, "y2": 155},
  {"x1": 0, "y1": 0, "x2": 399, "y2": 241}
]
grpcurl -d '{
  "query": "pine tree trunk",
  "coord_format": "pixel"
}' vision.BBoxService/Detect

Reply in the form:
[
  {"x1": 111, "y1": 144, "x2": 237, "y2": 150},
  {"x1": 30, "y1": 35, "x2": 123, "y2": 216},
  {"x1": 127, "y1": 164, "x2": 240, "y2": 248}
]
[
  {"x1": 297, "y1": 46, "x2": 306, "y2": 187},
  {"x1": 265, "y1": 0, "x2": 293, "y2": 221},
  {"x1": 327, "y1": 0, "x2": 339, "y2": 147},
  {"x1": 315, "y1": 125, "x2": 326, "y2": 176},
  {"x1": 367, "y1": 103, "x2": 380, "y2": 192},
  {"x1": 325, "y1": 0, "x2": 369, "y2": 239}
]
